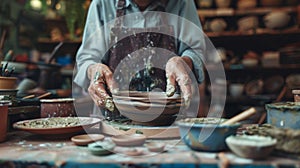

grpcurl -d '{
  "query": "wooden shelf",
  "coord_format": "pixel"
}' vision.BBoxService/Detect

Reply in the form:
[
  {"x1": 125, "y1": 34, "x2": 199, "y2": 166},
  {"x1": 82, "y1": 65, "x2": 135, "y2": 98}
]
[
  {"x1": 205, "y1": 27, "x2": 300, "y2": 38},
  {"x1": 198, "y1": 7, "x2": 297, "y2": 17}
]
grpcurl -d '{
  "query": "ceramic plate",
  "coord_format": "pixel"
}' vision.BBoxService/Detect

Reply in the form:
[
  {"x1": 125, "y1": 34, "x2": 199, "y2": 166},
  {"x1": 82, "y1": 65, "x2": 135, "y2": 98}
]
[
  {"x1": 111, "y1": 134, "x2": 146, "y2": 147},
  {"x1": 71, "y1": 134, "x2": 105, "y2": 146},
  {"x1": 13, "y1": 117, "x2": 101, "y2": 135}
]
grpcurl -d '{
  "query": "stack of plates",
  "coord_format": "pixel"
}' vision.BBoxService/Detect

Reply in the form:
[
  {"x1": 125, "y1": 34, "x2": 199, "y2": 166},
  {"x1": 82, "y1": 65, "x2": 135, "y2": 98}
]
[{"x1": 112, "y1": 91, "x2": 183, "y2": 126}]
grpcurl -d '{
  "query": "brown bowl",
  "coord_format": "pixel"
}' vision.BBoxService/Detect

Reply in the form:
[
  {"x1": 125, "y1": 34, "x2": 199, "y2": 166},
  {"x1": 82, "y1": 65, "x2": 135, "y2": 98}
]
[
  {"x1": 111, "y1": 134, "x2": 146, "y2": 147},
  {"x1": 0, "y1": 77, "x2": 17, "y2": 89}
]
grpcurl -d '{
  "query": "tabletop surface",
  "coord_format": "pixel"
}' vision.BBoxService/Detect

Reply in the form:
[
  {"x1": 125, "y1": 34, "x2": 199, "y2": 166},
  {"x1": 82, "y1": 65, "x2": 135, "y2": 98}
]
[{"x1": 0, "y1": 130, "x2": 299, "y2": 168}]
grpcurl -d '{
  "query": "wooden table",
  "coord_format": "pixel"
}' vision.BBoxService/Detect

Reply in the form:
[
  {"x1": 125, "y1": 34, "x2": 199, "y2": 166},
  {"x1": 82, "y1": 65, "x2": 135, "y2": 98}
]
[{"x1": 0, "y1": 131, "x2": 299, "y2": 168}]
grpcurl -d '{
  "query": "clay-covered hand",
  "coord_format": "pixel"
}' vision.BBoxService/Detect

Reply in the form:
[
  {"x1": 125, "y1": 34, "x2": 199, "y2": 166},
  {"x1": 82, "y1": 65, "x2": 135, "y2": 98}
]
[
  {"x1": 87, "y1": 63, "x2": 118, "y2": 111},
  {"x1": 165, "y1": 56, "x2": 193, "y2": 107}
]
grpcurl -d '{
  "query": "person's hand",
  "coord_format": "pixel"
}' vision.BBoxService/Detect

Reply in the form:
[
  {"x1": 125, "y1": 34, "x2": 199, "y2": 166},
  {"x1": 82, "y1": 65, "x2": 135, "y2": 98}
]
[
  {"x1": 165, "y1": 56, "x2": 193, "y2": 107},
  {"x1": 87, "y1": 63, "x2": 118, "y2": 111}
]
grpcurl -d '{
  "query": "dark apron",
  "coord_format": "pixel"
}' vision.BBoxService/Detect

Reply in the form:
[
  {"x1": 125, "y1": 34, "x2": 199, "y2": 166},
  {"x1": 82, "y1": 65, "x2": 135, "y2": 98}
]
[
  {"x1": 103, "y1": 0, "x2": 177, "y2": 92},
  {"x1": 102, "y1": 0, "x2": 177, "y2": 120}
]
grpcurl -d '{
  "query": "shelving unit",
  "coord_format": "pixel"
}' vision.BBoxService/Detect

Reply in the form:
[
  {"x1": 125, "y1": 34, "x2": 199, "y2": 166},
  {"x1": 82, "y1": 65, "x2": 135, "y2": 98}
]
[{"x1": 198, "y1": 2, "x2": 300, "y2": 118}]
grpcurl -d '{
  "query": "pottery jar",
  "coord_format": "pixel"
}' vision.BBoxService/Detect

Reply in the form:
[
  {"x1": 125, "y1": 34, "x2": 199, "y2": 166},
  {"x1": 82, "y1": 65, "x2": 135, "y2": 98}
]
[
  {"x1": 293, "y1": 90, "x2": 300, "y2": 102},
  {"x1": 40, "y1": 98, "x2": 76, "y2": 118},
  {"x1": 265, "y1": 102, "x2": 300, "y2": 129},
  {"x1": 0, "y1": 100, "x2": 11, "y2": 142}
]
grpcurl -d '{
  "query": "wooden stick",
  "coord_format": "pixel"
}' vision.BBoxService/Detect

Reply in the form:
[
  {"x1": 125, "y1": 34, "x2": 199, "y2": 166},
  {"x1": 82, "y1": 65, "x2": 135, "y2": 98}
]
[
  {"x1": 22, "y1": 94, "x2": 35, "y2": 99},
  {"x1": 37, "y1": 92, "x2": 52, "y2": 99},
  {"x1": 221, "y1": 107, "x2": 256, "y2": 125}
]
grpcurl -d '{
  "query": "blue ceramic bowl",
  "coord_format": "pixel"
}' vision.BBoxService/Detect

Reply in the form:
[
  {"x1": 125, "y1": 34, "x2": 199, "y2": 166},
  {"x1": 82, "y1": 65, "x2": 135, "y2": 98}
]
[{"x1": 176, "y1": 118, "x2": 241, "y2": 152}]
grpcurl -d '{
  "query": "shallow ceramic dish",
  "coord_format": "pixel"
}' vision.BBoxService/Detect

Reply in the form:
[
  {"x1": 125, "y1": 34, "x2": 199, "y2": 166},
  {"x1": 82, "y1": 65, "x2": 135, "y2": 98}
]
[
  {"x1": 176, "y1": 118, "x2": 241, "y2": 152},
  {"x1": 226, "y1": 135, "x2": 277, "y2": 159},
  {"x1": 146, "y1": 142, "x2": 166, "y2": 153},
  {"x1": 113, "y1": 99, "x2": 181, "y2": 125},
  {"x1": 13, "y1": 117, "x2": 101, "y2": 135},
  {"x1": 71, "y1": 134, "x2": 105, "y2": 146},
  {"x1": 111, "y1": 134, "x2": 146, "y2": 147},
  {"x1": 88, "y1": 141, "x2": 115, "y2": 156},
  {"x1": 122, "y1": 148, "x2": 144, "y2": 156}
]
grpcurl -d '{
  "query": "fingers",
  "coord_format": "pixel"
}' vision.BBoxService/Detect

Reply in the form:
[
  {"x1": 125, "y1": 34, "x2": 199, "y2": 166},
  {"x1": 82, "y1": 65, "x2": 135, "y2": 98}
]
[
  {"x1": 88, "y1": 64, "x2": 116, "y2": 112},
  {"x1": 177, "y1": 77, "x2": 192, "y2": 108},
  {"x1": 165, "y1": 57, "x2": 192, "y2": 107},
  {"x1": 166, "y1": 74, "x2": 176, "y2": 97},
  {"x1": 101, "y1": 65, "x2": 119, "y2": 95}
]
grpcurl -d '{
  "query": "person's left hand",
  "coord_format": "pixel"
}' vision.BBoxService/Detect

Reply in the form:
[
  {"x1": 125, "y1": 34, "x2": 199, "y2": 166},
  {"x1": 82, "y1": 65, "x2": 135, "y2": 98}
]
[{"x1": 165, "y1": 56, "x2": 193, "y2": 107}]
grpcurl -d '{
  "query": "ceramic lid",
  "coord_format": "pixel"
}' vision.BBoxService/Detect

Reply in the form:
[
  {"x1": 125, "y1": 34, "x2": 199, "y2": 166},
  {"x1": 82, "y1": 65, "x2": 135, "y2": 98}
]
[{"x1": 292, "y1": 90, "x2": 300, "y2": 94}]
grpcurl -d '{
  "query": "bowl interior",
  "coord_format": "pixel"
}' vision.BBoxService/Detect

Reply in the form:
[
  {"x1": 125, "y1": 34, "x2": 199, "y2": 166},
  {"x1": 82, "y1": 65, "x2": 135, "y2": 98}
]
[{"x1": 176, "y1": 118, "x2": 241, "y2": 152}]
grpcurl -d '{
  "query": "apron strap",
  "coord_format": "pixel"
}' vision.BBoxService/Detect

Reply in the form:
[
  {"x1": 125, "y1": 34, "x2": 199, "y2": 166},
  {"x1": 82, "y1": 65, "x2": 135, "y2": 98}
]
[{"x1": 115, "y1": 0, "x2": 126, "y2": 27}]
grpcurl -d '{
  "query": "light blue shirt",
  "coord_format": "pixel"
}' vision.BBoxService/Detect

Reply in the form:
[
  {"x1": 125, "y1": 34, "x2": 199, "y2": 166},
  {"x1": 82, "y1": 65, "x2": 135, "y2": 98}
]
[{"x1": 74, "y1": 0, "x2": 205, "y2": 89}]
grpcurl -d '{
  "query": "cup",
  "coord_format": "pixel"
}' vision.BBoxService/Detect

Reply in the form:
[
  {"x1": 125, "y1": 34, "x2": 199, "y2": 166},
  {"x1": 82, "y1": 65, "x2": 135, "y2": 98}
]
[{"x1": 0, "y1": 100, "x2": 11, "y2": 142}]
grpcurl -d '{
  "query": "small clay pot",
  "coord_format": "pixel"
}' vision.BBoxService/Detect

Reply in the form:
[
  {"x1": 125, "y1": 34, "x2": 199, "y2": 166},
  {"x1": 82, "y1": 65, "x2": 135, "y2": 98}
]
[
  {"x1": 292, "y1": 90, "x2": 300, "y2": 102},
  {"x1": 0, "y1": 100, "x2": 11, "y2": 142},
  {"x1": 40, "y1": 98, "x2": 75, "y2": 118}
]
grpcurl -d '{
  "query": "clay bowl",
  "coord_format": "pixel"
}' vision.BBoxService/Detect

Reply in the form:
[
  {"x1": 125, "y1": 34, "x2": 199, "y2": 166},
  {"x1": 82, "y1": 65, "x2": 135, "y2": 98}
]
[
  {"x1": 238, "y1": 16, "x2": 259, "y2": 32},
  {"x1": 71, "y1": 134, "x2": 105, "y2": 146},
  {"x1": 40, "y1": 98, "x2": 75, "y2": 118},
  {"x1": 176, "y1": 118, "x2": 241, "y2": 152},
  {"x1": 260, "y1": 0, "x2": 283, "y2": 7},
  {"x1": 111, "y1": 134, "x2": 146, "y2": 147},
  {"x1": 226, "y1": 135, "x2": 277, "y2": 159},
  {"x1": 264, "y1": 76, "x2": 284, "y2": 94},
  {"x1": 113, "y1": 91, "x2": 183, "y2": 126},
  {"x1": 245, "y1": 79, "x2": 264, "y2": 96},
  {"x1": 237, "y1": 0, "x2": 257, "y2": 9}
]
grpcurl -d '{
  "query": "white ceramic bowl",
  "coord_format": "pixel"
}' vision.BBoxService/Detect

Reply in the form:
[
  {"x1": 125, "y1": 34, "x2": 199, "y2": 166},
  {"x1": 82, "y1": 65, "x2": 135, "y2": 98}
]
[
  {"x1": 242, "y1": 59, "x2": 258, "y2": 67},
  {"x1": 264, "y1": 12, "x2": 291, "y2": 29},
  {"x1": 226, "y1": 135, "x2": 277, "y2": 159},
  {"x1": 210, "y1": 19, "x2": 227, "y2": 32},
  {"x1": 229, "y1": 84, "x2": 244, "y2": 97}
]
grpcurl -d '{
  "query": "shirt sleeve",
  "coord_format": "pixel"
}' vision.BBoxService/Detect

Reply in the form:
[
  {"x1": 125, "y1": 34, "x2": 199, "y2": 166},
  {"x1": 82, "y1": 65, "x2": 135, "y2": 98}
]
[
  {"x1": 73, "y1": 0, "x2": 108, "y2": 89},
  {"x1": 177, "y1": 0, "x2": 206, "y2": 84}
]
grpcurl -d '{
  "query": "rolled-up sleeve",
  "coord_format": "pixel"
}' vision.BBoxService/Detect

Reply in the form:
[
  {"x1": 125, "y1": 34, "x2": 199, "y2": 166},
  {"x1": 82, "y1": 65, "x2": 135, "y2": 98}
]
[
  {"x1": 74, "y1": 0, "x2": 108, "y2": 89},
  {"x1": 177, "y1": 0, "x2": 205, "y2": 83}
]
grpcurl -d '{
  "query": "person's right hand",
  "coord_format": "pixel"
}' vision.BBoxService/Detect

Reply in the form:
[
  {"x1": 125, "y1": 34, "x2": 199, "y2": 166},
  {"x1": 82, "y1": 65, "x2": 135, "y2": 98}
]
[{"x1": 87, "y1": 63, "x2": 118, "y2": 112}]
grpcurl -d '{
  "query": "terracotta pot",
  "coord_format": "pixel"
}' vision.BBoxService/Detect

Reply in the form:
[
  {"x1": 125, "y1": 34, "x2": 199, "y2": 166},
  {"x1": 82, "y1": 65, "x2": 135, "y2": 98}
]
[
  {"x1": 40, "y1": 98, "x2": 76, "y2": 118},
  {"x1": 0, "y1": 100, "x2": 11, "y2": 142},
  {"x1": 0, "y1": 77, "x2": 17, "y2": 89}
]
